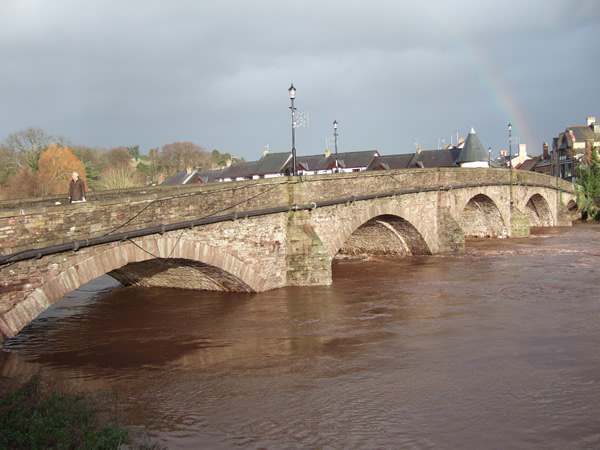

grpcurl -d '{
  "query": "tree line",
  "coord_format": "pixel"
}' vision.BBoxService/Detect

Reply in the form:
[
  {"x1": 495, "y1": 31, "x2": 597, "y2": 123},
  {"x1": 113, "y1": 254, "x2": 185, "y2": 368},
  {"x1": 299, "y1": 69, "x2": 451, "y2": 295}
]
[{"x1": 0, "y1": 127, "x2": 244, "y2": 200}]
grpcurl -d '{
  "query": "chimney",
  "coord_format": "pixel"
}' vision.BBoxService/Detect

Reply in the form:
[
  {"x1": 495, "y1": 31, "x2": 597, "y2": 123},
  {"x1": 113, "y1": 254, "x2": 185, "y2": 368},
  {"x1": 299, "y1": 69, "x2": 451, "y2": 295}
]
[
  {"x1": 416, "y1": 145, "x2": 422, "y2": 154},
  {"x1": 325, "y1": 148, "x2": 331, "y2": 157},
  {"x1": 263, "y1": 148, "x2": 269, "y2": 157},
  {"x1": 543, "y1": 142, "x2": 549, "y2": 159},
  {"x1": 186, "y1": 165, "x2": 192, "y2": 174},
  {"x1": 586, "y1": 116, "x2": 596, "y2": 126},
  {"x1": 585, "y1": 140, "x2": 593, "y2": 162}
]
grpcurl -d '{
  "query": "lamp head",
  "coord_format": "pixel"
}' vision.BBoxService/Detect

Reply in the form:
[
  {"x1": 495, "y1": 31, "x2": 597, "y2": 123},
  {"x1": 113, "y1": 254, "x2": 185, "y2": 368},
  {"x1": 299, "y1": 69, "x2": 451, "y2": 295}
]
[{"x1": 288, "y1": 84, "x2": 296, "y2": 99}]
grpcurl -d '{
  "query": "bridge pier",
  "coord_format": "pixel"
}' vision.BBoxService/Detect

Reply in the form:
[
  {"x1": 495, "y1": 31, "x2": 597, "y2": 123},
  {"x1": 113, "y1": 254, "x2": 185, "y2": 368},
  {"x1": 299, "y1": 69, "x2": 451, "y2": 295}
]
[
  {"x1": 285, "y1": 210, "x2": 332, "y2": 287},
  {"x1": 510, "y1": 206, "x2": 531, "y2": 238}
]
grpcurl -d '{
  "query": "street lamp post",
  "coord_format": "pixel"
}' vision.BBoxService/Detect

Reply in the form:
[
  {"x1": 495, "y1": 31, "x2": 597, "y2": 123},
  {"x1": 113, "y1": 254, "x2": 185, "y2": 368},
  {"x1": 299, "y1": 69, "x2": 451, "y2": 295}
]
[
  {"x1": 508, "y1": 123, "x2": 512, "y2": 169},
  {"x1": 508, "y1": 123, "x2": 514, "y2": 208},
  {"x1": 289, "y1": 84, "x2": 297, "y2": 176},
  {"x1": 488, "y1": 147, "x2": 491, "y2": 167},
  {"x1": 333, "y1": 120, "x2": 339, "y2": 173}
]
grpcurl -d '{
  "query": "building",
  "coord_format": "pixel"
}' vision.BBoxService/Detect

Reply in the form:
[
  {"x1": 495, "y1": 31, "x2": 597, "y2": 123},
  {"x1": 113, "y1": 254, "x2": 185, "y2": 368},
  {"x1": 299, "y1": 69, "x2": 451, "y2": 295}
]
[
  {"x1": 552, "y1": 116, "x2": 600, "y2": 182},
  {"x1": 455, "y1": 128, "x2": 490, "y2": 168},
  {"x1": 162, "y1": 128, "x2": 492, "y2": 186}
]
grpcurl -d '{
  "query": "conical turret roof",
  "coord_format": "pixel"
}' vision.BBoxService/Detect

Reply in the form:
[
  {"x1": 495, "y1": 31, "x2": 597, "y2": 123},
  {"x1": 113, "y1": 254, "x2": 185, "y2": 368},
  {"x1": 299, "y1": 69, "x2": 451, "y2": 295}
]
[{"x1": 456, "y1": 128, "x2": 488, "y2": 164}]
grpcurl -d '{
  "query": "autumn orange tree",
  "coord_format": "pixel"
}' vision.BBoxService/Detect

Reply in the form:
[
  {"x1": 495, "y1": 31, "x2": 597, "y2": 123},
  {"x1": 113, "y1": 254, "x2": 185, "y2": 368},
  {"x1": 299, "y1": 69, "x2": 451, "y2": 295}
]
[{"x1": 38, "y1": 143, "x2": 86, "y2": 197}]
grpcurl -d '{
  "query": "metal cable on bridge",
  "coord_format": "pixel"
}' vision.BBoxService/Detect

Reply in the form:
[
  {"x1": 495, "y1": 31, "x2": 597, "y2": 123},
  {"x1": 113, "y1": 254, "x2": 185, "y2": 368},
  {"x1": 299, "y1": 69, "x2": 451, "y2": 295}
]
[
  {"x1": 115, "y1": 181, "x2": 286, "y2": 262},
  {"x1": 103, "y1": 181, "x2": 286, "y2": 238}
]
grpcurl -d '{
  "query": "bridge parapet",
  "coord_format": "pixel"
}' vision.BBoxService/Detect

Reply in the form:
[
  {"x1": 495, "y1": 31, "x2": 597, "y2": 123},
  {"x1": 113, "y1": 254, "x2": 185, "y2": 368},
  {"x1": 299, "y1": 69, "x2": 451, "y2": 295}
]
[{"x1": 0, "y1": 169, "x2": 576, "y2": 257}]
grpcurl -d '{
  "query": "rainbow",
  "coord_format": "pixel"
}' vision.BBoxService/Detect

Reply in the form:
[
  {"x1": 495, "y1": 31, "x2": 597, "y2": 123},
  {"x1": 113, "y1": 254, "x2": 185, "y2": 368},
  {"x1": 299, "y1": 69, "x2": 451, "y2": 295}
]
[{"x1": 430, "y1": 11, "x2": 537, "y2": 152}]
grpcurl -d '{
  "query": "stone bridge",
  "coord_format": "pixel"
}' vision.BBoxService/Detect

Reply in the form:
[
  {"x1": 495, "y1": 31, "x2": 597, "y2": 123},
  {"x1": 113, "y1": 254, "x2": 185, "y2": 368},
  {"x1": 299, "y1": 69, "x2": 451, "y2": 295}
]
[{"x1": 0, "y1": 168, "x2": 576, "y2": 342}]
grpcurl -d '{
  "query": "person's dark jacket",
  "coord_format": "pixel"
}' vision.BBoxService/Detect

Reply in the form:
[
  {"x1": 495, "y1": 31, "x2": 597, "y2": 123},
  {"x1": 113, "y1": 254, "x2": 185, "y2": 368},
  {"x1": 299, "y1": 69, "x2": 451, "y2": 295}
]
[{"x1": 69, "y1": 178, "x2": 86, "y2": 202}]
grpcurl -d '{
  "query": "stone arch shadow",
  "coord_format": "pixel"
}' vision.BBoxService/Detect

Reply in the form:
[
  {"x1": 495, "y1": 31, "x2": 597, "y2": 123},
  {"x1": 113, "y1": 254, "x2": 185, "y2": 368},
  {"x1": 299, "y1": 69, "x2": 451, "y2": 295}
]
[
  {"x1": 459, "y1": 193, "x2": 507, "y2": 238},
  {"x1": 337, "y1": 214, "x2": 432, "y2": 257},
  {"x1": 323, "y1": 204, "x2": 433, "y2": 258},
  {"x1": 524, "y1": 193, "x2": 554, "y2": 227},
  {"x1": 4, "y1": 237, "x2": 266, "y2": 340}
]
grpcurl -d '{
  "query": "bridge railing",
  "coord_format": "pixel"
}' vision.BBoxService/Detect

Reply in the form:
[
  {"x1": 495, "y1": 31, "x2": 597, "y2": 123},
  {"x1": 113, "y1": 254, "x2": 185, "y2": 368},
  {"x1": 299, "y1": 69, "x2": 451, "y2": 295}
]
[{"x1": 0, "y1": 168, "x2": 575, "y2": 260}]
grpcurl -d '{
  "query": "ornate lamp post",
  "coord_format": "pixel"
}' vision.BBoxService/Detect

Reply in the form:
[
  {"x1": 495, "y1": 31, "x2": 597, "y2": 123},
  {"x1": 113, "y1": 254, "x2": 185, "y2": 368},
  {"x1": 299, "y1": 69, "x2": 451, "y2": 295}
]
[
  {"x1": 333, "y1": 120, "x2": 339, "y2": 173},
  {"x1": 289, "y1": 84, "x2": 297, "y2": 176},
  {"x1": 508, "y1": 123, "x2": 512, "y2": 169},
  {"x1": 508, "y1": 123, "x2": 514, "y2": 208},
  {"x1": 488, "y1": 147, "x2": 492, "y2": 167}
]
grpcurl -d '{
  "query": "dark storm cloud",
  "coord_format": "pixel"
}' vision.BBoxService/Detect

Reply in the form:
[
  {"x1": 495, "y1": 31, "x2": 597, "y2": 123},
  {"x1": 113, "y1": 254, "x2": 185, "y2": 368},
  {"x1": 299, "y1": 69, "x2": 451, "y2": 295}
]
[{"x1": 1, "y1": 0, "x2": 599, "y2": 160}]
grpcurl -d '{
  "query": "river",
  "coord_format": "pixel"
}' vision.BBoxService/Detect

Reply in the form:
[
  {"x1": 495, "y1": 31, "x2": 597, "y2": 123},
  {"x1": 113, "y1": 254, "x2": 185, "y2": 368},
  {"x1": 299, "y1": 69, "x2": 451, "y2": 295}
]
[{"x1": 1, "y1": 222, "x2": 600, "y2": 449}]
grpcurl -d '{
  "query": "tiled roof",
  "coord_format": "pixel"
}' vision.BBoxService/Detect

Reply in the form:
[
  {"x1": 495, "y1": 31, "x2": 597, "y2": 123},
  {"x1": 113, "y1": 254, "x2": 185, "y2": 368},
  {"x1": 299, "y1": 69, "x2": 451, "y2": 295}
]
[
  {"x1": 456, "y1": 128, "x2": 488, "y2": 164},
  {"x1": 219, "y1": 160, "x2": 260, "y2": 179},
  {"x1": 285, "y1": 150, "x2": 379, "y2": 172},
  {"x1": 161, "y1": 170, "x2": 195, "y2": 185},
  {"x1": 254, "y1": 152, "x2": 292, "y2": 175},
  {"x1": 515, "y1": 158, "x2": 539, "y2": 171},
  {"x1": 367, "y1": 154, "x2": 413, "y2": 170},
  {"x1": 189, "y1": 169, "x2": 224, "y2": 183},
  {"x1": 409, "y1": 147, "x2": 461, "y2": 168},
  {"x1": 334, "y1": 150, "x2": 379, "y2": 168},
  {"x1": 567, "y1": 125, "x2": 596, "y2": 142},
  {"x1": 297, "y1": 154, "x2": 329, "y2": 171}
]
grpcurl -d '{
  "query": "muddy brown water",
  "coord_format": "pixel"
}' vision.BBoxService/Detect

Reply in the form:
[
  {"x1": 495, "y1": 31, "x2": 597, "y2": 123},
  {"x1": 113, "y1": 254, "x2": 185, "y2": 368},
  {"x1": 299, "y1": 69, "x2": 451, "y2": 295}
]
[{"x1": 2, "y1": 222, "x2": 600, "y2": 449}]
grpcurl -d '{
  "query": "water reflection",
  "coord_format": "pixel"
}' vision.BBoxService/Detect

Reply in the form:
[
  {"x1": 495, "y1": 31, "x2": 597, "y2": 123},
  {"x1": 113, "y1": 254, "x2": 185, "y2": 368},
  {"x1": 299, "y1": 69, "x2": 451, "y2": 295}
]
[{"x1": 2, "y1": 223, "x2": 600, "y2": 448}]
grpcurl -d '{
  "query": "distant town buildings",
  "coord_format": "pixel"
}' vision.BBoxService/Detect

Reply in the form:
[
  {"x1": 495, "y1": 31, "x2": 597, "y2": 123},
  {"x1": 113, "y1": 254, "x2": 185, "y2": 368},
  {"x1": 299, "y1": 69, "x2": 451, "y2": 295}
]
[{"x1": 162, "y1": 119, "x2": 600, "y2": 186}]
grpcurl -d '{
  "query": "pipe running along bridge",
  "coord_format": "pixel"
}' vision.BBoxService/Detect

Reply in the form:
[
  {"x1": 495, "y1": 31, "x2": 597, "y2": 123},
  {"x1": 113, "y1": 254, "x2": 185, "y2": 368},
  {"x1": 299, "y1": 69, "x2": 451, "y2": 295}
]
[{"x1": 0, "y1": 168, "x2": 577, "y2": 342}]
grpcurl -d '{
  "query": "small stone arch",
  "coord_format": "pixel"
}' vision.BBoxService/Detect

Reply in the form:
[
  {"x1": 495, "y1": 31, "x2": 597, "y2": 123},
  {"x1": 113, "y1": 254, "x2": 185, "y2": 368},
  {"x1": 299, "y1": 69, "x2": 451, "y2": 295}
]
[
  {"x1": 460, "y1": 194, "x2": 507, "y2": 238},
  {"x1": 524, "y1": 193, "x2": 554, "y2": 227},
  {"x1": 337, "y1": 214, "x2": 431, "y2": 257},
  {"x1": 567, "y1": 199, "x2": 578, "y2": 217}
]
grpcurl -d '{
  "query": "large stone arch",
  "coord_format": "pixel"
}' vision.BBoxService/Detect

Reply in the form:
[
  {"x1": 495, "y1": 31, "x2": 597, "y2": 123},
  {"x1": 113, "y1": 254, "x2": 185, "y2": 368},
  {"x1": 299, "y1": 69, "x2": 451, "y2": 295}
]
[
  {"x1": 459, "y1": 194, "x2": 507, "y2": 238},
  {"x1": 338, "y1": 214, "x2": 431, "y2": 257},
  {"x1": 1, "y1": 236, "x2": 268, "y2": 341},
  {"x1": 524, "y1": 193, "x2": 554, "y2": 227},
  {"x1": 308, "y1": 198, "x2": 435, "y2": 258}
]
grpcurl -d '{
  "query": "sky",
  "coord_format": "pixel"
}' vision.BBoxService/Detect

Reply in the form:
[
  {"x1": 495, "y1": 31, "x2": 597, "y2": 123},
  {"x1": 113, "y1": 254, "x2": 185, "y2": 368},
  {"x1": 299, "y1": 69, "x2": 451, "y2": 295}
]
[{"x1": 1, "y1": 0, "x2": 599, "y2": 161}]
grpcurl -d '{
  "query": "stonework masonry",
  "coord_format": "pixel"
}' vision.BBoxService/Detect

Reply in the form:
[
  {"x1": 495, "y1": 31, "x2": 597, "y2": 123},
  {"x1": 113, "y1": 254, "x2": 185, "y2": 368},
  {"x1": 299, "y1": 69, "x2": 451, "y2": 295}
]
[{"x1": 0, "y1": 168, "x2": 576, "y2": 342}]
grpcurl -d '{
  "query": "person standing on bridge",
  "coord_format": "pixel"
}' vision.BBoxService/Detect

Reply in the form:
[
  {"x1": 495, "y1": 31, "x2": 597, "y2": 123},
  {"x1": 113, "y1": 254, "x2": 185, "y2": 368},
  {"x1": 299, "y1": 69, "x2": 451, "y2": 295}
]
[{"x1": 68, "y1": 171, "x2": 86, "y2": 203}]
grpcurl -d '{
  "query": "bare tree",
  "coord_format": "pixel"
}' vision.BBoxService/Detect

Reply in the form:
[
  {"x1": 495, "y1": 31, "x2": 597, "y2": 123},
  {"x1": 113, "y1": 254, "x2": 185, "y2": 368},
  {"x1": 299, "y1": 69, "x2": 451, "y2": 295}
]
[
  {"x1": 96, "y1": 166, "x2": 144, "y2": 190},
  {"x1": 1, "y1": 127, "x2": 53, "y2": 171},
  {"x1": 160, "y1": 142, "x2": 210, "y2": 176}
]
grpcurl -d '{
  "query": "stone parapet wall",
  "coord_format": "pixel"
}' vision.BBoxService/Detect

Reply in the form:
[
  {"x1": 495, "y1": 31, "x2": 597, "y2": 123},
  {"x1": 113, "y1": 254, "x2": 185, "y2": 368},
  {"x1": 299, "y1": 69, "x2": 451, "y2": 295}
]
[
  {"x1": 0, "y1": 179, "x2": 291, "y2": 256},
  {"x1": 0, "y1": 169, "x2": 575, "y2": 257}
]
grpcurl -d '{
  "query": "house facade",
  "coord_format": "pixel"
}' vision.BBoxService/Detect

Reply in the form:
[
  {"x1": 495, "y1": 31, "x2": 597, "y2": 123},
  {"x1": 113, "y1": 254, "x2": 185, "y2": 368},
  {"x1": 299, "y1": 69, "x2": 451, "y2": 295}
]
[{"x1": 552, "y1": 116, "x2": 600, "y2": 182}]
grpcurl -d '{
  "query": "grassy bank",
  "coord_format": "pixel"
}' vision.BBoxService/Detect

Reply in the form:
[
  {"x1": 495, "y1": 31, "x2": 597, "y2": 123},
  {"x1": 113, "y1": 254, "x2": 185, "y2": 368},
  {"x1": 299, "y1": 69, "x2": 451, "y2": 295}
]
[{"x1": 0, "y1": 374, "x2": 160, "y2": 449}]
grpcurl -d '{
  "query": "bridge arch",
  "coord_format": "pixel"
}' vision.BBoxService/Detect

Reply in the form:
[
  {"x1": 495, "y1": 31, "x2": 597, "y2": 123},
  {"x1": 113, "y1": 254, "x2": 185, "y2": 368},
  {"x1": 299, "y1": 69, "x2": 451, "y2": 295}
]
[
  {"x1": 459, "y1": 194, "x2": 507, "y2": 238},
  {"x1": 524, "y1": 193, "x2": 553, "y2": 227},
  {"x1": 309, "y1": 199, "x2": 435, "y2": 258},
  {"x1": 4, "y1": 236, "x2": 268, "y2": 340},
  {"x1": 337, "y1": 214, "x2": 431, "y2": 257}
]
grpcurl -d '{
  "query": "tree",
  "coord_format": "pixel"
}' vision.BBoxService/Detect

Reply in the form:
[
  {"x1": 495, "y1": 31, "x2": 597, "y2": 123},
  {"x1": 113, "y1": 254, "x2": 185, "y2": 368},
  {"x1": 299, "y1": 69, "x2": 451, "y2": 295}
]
[
  {"x1": 160, "y1": 141, "x2": 210, "y2": 176},
  {"x1": 70, "y1": 145, "x2": 104, "y2": 184},
  {"x1": 0, "y1": 127, "x2": 53, "y2": 171},
  {"x1": 575, "y1": 146, "x2": 600, "y2": 220},
  {"x1": 97, "y1": 166, "x2": 143, "y2": 190},
  {"x1": 101, "y1": 147, "x2": 133, "y2": 169},
  {"x1": 2, "y1": 167, "x2": 40, "y2": 199},
  {"x1": 38, "y1": 143, "x2": 87, "y2": 197}
]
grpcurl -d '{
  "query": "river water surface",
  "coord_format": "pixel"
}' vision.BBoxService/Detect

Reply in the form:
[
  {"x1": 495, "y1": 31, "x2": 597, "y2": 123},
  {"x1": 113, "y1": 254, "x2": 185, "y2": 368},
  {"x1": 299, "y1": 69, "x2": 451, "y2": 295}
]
[{"x1": 2, "y1": 223, "x2": 600, "y2": 449}]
